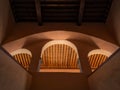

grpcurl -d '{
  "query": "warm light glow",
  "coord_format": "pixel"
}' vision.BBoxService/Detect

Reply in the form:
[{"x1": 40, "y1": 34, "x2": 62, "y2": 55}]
[
  {"x1": 10, "y1": 48, "x2": 32, "y2": 70},
  {"x1": 88, "y1": 49, "x2": 111, "y2": 72},
  {"x1": 40, "y1": 69, "x2": 80, "y2": 73},
  {"x1": 41, "y1": 40, "x2": 79, "y2": 58},
  {"x1": 40, "y1": 40, "x2": 80, "y2": 70},
  {"x1": 11, "y1": 48, "x2": 32, "y2": 57},
  {"x1": 88, "y1": 49, "x2": 111, "y2": 57}
]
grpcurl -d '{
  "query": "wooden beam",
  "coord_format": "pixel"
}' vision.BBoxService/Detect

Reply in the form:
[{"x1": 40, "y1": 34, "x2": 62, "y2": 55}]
[
  {"x1": 77, "y1": 0, "x2": 85, "y2": 25},
  {"x1": 35, "y1": 0, "x2": 42, "y2": 25}
]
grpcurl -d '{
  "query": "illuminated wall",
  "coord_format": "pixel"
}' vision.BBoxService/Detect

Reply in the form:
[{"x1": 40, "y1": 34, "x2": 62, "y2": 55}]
[
  {"x1": 0, "y1": 48, "x2": 32, "y2": 90},
  {"x1": 88, "y1": 49, "x2": 120, "y2": 90}
]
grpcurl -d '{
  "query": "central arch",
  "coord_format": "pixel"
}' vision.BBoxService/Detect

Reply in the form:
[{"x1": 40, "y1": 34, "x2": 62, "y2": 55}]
[{"x1": 40, "y1": 40, "x2": 81, "y2": 72}]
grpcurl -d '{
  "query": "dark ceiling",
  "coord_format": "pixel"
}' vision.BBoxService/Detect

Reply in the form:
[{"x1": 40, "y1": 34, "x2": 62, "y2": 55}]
[{"x1": 10, "y1": 0, "x2": 112, "y2": 25}]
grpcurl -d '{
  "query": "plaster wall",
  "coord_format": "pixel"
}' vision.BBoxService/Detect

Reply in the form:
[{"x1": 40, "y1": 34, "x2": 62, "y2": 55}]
[
  {"x1": 0, "y1": 0, "x2": 14, "y2": 44},
  {"x1": 88, "y1": 49, "x2": 120, "y2": 90},
  {"x1": 0, "y1": 47, "x2": 32, "y2": 90},
  {"x1": 107, "y1": 0, "x2": 120, "y2": 45}
]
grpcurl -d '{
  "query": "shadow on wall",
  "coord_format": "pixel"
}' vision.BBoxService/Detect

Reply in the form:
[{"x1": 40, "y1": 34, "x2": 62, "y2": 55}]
[
  {"x1": 88, "y1": 49, "x2": 120, "y2": 90},
  {"x1": 0, "y1": 47, "x2": 32, "y2": 90}
]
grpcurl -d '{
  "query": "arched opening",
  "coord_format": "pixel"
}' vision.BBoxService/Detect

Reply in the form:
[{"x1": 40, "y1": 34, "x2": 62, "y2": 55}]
[
  {"x1": 40, "y1": 40, "x2": 81, "y2": 73},
  {"x1": 88, "y1": 49, "x2": 112, "y2": 72},
  {"x1": 11, "y1": 48, "x2": 32, "y2": 71}
]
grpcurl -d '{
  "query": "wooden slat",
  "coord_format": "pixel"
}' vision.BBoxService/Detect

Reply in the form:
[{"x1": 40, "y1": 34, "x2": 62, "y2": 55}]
[
  {"x1": 46, "y1": 47, "x2": 49, "y2": 68},
  {"x1": 47, "y1": 46, "x2": 50, "y2": 68},
  {"x1": 25, "y1": 54, "x2": 29, "y2": 67},
  {"x1": 13, "y1": 53, "x2": 31, "y2": 71},
  {"x1": 94, "y1": 54, "x2": 99, "y2": 68},
  {"x1": 70, "y1": 49, "x2": 74, "y2": 68},
  {"x1": 21, "y1": 54, "x2": 25, "y2": 67},
  {"x1": 23, "y1": 54, "x2": 28, "y2": 69},
  {"x1": 66, "y1": 45, "x2": 69, "y2": 68},
  {"x1": 54, "y1": 45, "x2": 57, "y2": 67},
  {"x1": 41, "y1": 44, "x2": 78, "y2": 69},
  {"x1": 88, "y1": 54, "x2": 108, "y2": 71},
  {"x1": 98, "y1": 55, "x2": 104, "y2": 67},
  {"x1": 94, "y1": 54, "x2": 98, "y2": 68},
  {"x1": 90, "y1": 55, "x2": 94, "y2": 68},
  {"x1": 74, "y1": 52, "x2": 77, "y2": 68},
  {"x1": 91, "y1": 55, "x2": 95, "y2": 68},
  {"x1": 63, "y1": 44, "x2": 66, "y2": 68}
]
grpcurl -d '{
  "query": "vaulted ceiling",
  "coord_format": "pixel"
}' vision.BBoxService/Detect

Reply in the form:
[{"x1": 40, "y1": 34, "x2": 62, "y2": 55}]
[{"x1": 10, "y1": 0, "x2": 112, "y2": 25}]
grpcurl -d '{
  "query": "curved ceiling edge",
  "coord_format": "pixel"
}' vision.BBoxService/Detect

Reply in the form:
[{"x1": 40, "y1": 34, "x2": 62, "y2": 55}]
[{"x1": 2, "y1": 31, "x2": 119, "y2": 54}]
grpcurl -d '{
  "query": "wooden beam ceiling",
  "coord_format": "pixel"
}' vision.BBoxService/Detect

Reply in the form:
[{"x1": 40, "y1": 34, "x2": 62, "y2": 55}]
[{"x1": 10, "y1": 0, "x2": 112, "y2": 23}]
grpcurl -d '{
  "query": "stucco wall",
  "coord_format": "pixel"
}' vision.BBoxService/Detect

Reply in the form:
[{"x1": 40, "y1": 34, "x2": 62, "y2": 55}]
[
  {"x1": 0, "y1": 0, "x2": 14, "y2": 44},
  {"x1": 30, "y1": 73, "x2": 89, "y2": 90},
  {"x1": 0, "y1": 47, "x2": 32, "y2": 90},
  {"x1": 88, "y1": 49, "x2": 120, "y2": 90},
  {"x1": 107, "y1": 0, "x2": 120, "y2": 45}
]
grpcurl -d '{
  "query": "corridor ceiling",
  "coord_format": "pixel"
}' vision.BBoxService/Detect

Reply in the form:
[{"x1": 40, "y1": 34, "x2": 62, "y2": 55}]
[{"x1": 10, "y1": 0, "x2": 112, "y2": 25}]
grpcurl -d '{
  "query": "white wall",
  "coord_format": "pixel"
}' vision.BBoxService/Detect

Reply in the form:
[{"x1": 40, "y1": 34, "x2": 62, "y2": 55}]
[
  {"x1": 0, "y1": 0, "x2": 10, "y2": 43},
  {"x1": 107, "y1": 0, "x2": 120, "y2": 45}
]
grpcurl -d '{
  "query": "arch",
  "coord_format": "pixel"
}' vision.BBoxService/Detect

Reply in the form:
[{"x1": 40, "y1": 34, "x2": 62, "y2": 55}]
[
  {"x1": 40, "y1": 40, "x2": 80, "y2": 70},
  {"x1": 11, "y1": 48, "x2": 32, "y2": 71},
  {"x1": 41, "y1": 40, "x2": 79, "y2": 58},
  {"x1": 88, "y1": 49, "x2": 112, "y2": 71}
]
